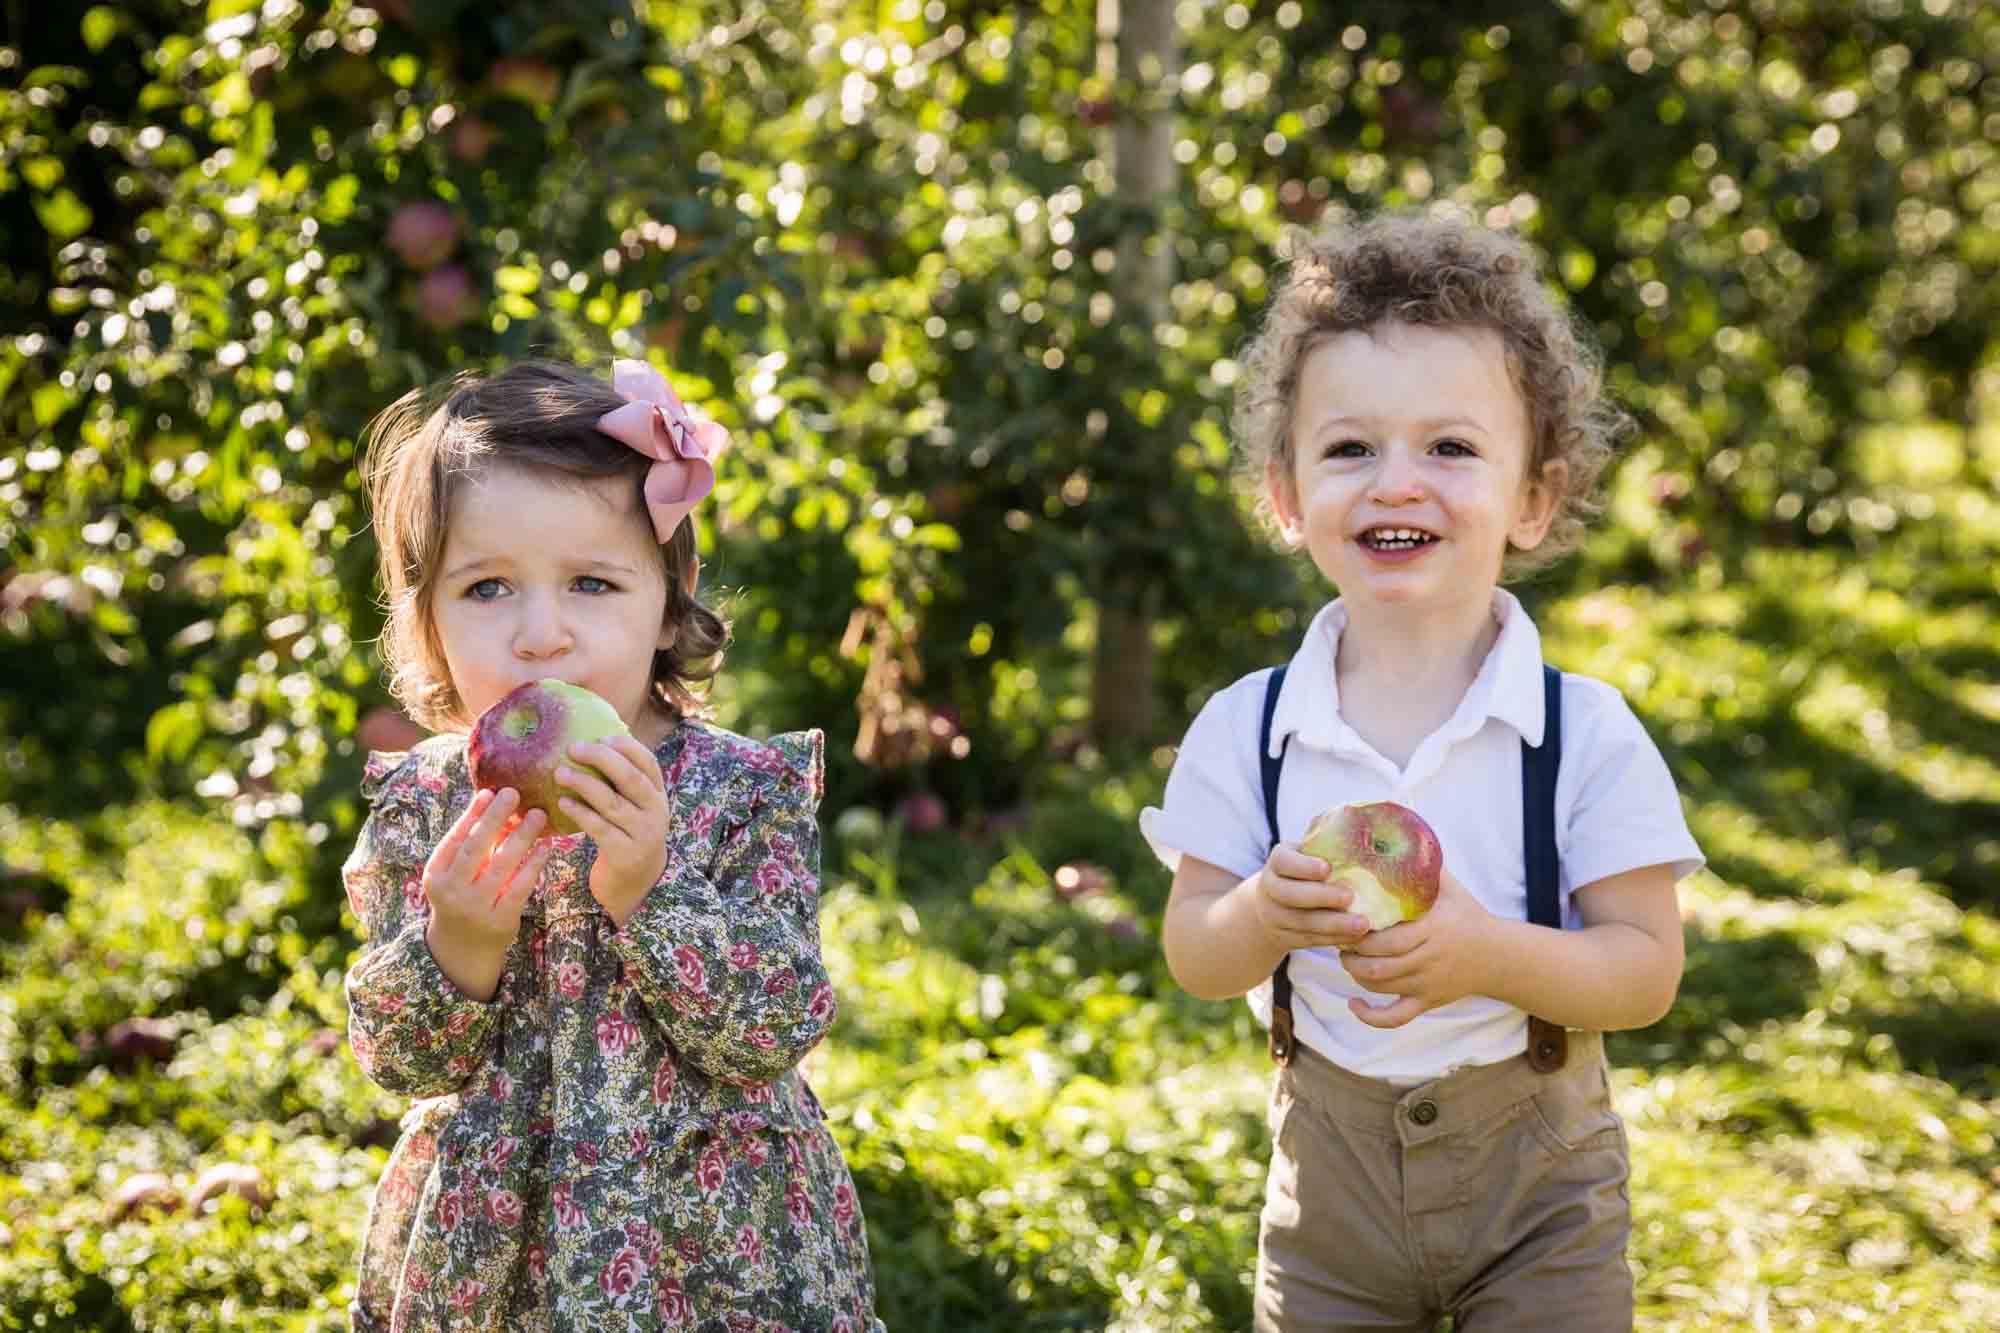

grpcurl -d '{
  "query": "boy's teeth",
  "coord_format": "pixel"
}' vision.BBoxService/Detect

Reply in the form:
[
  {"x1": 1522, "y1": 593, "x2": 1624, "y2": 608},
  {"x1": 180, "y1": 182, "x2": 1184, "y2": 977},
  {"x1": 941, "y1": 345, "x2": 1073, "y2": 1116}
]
[{"x1": 1366, "y1": 527, "x2": 1434, "y2": 547}]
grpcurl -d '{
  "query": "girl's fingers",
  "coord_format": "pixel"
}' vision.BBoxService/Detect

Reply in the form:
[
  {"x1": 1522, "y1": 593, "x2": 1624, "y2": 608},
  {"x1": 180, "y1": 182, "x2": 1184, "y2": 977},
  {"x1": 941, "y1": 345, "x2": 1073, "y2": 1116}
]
[
  {"x1": 431, "y1": 788, "x2": 503, "y2": 873},
  {"x1": 568, "y1": 741, "x2": 662, "y2": 805},
  {"x1": 555, "y1": 793, "x2": 612, "y2": 844},
  {"x1": 554, "y1": 758, "x2": 620, "y2": 814},
  {"x1": 610, "y1": 735, "x2": 669, "y2": 791},
  {"x1": 478, "y1": 808, "x2": 547, "y2": 886},
  {"x1": 491, "y1": 840, "x2": 552, "y2": 910}
]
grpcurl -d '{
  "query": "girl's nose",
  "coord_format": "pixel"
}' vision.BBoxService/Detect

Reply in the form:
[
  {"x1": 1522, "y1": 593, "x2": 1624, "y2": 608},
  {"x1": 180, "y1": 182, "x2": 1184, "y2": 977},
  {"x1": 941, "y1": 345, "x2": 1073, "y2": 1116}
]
[{"x1": 512, "y1": 591, "x2": 572, "y2": 659}]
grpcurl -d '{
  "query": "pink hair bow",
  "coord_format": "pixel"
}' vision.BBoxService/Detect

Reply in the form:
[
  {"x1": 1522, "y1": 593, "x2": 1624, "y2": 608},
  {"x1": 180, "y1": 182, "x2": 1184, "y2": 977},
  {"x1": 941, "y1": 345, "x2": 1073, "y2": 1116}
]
[{"x1": 595, "y1": 358, "x2": 730, "y2": 543}]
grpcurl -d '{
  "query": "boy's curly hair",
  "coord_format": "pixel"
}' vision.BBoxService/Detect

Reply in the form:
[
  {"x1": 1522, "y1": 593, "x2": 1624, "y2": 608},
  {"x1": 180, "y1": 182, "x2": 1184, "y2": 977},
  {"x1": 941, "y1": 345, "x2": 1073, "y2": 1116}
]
[
  {"x1": 359, "y1": 359, "x2": 729, "y2": 732},
  {"x1": 1233, "y1": 211, "x2": 1628, "y2": 577}
]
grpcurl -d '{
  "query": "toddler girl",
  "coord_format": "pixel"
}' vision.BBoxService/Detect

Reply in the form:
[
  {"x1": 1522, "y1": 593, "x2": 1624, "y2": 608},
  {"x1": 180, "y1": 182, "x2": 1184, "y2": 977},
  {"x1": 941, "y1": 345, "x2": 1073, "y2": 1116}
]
[
  {"x1": 344, "y1": 358, "x2": 880, "y2": 1331},
  {"x1": 1147, "y1": 214, "x2": 1704, "y2": 1331}
]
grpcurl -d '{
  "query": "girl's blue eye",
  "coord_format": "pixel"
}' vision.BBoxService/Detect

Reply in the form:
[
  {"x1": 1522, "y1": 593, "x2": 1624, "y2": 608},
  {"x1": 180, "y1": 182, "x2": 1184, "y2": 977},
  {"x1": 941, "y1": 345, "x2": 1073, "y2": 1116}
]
[
  {"x1": 468, "y1": 578, "x2": 506, "y2": 600},
  {"x1": 574, "y1": 575, "x2": 612, "y2": 594}
]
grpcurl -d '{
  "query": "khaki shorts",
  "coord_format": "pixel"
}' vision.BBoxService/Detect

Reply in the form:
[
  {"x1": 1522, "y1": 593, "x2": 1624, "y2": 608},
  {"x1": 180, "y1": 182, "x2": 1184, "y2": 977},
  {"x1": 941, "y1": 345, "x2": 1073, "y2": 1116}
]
[{"x1": 1254, "y1": 1032, "x2": 1632, "y2": 1333}]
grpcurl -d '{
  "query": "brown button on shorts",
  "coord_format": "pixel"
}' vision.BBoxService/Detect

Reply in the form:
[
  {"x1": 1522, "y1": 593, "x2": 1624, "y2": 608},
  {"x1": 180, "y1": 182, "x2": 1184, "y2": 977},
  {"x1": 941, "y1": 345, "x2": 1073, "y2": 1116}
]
[{"x1": 1253, "y1": 1032, "x2": 1633, "y2": 1332}]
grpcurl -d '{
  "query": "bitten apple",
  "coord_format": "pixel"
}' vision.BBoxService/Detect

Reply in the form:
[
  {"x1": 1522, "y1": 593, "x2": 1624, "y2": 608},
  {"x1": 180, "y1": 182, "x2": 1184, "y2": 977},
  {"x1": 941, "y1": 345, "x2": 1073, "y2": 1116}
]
[
  {"x1": 1297, "y1": 801, "x2": 1443, "y2": 931},
  {"x1": 468, "y1": 681, "x2": 633, "y2": 836}
]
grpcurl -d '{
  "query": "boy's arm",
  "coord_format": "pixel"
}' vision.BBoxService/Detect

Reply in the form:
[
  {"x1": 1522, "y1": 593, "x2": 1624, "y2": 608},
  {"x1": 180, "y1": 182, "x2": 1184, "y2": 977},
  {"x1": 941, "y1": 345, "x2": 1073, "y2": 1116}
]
[
  {"x1": 1342, "y1": 863, "x2": 1684, "y2": 1031},
  {"x1": 1162, "y1": 851, "x2": 1370, "y2": 1001},
  {"x1": 1483, "y1": 863, "x2": 1685, "y2": 1030}
]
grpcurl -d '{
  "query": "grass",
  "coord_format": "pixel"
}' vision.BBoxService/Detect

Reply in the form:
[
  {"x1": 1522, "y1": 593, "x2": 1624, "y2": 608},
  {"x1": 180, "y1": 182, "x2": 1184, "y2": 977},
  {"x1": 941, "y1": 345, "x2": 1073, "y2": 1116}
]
[{"x1": 2, "y1": 433, "x2": 1997, "y2": 1329}]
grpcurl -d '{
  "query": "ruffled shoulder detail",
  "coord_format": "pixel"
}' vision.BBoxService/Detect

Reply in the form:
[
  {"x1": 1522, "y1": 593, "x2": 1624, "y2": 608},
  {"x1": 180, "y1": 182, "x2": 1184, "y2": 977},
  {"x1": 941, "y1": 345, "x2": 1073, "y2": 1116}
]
[
  {"x1": 670, "y1": 723, "x2": 825, "y2": 818},
  {"x1": 359, "y1": 732, "x2": 467, "y2": 808}
]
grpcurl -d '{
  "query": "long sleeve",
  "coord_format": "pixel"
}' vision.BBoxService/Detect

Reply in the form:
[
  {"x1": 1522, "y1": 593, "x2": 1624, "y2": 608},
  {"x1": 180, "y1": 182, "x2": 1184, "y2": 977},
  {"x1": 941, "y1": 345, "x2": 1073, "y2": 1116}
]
[
  {"x1": 342, "y1": 746, "x2": 505, "y2": 1098},
  {"x1": 609, "y1": 729, "x2": 836, "y2": 1085}
]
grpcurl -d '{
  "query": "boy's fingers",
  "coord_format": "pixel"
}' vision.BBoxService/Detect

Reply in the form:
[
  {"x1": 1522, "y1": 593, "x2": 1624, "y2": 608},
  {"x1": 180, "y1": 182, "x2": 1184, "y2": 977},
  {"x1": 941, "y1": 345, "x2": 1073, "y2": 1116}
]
[
  {"x1": 1349, "y1": 994, "x2": 1427, "y2": 1029},
  {"x1": 1267, "y1": 876, "x2": 1351, "y2": 913},
  {"x1": 1269, "y1": 845, "x2": 1329, "y2": 881},
  {"x1": 1343, "y1": 921, "x2": 1421, "y2": 956}
]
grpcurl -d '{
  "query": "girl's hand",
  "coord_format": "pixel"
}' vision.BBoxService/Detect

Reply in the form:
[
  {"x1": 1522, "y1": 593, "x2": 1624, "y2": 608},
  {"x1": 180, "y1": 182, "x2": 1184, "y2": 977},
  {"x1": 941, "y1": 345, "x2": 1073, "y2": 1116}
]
[
  {"x1": 1339, "y1": 868, "x2": 1498, "y2": 1028},
  {"x1": 556, "y1": 735, "x2": 670, "y2": 928},
  {"x1": 1250, "y1": 843, "x2": 1375, "y2": 955},
  {"x1": 423, "y1": 787, "x2": 550, "y2": 953}
]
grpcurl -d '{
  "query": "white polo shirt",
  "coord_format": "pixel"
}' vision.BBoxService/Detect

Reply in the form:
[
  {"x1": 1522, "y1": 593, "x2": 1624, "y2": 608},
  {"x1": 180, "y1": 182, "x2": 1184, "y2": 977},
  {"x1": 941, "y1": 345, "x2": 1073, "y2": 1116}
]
[{"x1": 1140, "y1": 590, "x2": 1704, "y2": 1083}]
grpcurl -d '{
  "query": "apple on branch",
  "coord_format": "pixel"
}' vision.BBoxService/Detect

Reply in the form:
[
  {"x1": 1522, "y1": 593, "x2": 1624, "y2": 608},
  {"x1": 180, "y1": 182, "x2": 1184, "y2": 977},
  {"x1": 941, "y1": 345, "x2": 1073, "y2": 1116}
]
[
  {"x1": 468, "y1": 680, "x2": 634, "y2": 837},
  {"x1": 1297, "y1": 800, "x2": 1443, "y2": 931}
]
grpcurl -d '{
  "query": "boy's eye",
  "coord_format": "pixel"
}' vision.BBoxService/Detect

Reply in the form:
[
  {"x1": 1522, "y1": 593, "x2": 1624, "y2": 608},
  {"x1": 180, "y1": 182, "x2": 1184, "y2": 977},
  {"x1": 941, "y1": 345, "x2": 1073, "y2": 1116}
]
[
  {"x1": 468, "y1": 578, "x2": 506, "y2": 600},
  {"x1": 1324, "y1": 439, "x2": 1371, "y2": 459},
  {"x1": 1434, "y1": 438, "x2": 1476, "y2": 457}
]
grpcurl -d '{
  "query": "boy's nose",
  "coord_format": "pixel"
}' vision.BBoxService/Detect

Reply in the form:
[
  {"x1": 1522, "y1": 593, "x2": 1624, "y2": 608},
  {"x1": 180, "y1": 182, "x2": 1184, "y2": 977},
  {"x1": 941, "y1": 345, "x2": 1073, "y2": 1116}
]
[{"x1": 1369, "y1": 446, "x2": 1427, "y2": 502}]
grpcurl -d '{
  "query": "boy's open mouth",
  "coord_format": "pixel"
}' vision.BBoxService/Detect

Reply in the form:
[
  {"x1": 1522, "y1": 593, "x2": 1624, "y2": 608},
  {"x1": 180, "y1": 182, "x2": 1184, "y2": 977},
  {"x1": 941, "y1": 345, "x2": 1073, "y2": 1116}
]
[{"x1": 1359, "y1": 526, "x2": 1439, "y2": 551}]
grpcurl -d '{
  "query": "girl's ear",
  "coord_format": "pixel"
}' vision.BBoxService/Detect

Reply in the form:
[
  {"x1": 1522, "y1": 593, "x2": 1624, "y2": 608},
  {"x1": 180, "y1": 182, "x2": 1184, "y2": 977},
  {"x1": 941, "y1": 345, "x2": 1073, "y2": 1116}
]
[
  {"x1": 1510, "y1": 457, "x2": 1568, "y2": 551},
  {"x1": 1267, "y1": 458, "x2": 1304, "y2": 546},
  {"x1": 656, "y1": 556, "x2": 701, "y2": 652}
]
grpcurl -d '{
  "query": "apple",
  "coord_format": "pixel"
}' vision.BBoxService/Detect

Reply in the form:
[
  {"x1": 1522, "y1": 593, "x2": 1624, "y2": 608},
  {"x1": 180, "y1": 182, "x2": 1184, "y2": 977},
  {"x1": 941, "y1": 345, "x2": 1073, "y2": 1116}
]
[
  {"x1": 190, "y1": 1162, "x2": 272, "y2": 1214},
  {"x1": 414, "y1": 264, "x2": 479, "y2": 330},
  {"x1": 385, "y1": 201, "x2": 458, "y2": 271},
  {"x1": 893, "y1": 791, "x2": 948, "y2": 834},
  {"x1": 1297, "y1": 800, "x2": 1443, "y2": 931},
  {"x1": 488, "y1": 56, "x2": 561, "y2": 107},
  {"x1": 104, "y1": 1172, "x2": 182, "y2": 1225},
  {"x1": 468, "y1": 681, "x2": 633, "y2": 836}
]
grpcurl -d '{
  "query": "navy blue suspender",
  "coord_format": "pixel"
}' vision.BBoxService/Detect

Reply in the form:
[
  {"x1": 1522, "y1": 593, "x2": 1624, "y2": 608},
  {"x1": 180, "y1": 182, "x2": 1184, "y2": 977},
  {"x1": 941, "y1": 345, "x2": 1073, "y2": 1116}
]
[{"x1": 1257, "y1": 663, "x2": 1569, "y2": 1071}]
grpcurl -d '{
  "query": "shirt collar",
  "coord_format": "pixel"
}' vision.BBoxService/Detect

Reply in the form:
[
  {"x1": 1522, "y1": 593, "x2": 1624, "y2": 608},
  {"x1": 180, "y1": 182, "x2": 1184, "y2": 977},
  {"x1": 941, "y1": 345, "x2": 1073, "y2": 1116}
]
[{"x1": 1267, "y1": 589, "x2": 1548, "y2": 758}]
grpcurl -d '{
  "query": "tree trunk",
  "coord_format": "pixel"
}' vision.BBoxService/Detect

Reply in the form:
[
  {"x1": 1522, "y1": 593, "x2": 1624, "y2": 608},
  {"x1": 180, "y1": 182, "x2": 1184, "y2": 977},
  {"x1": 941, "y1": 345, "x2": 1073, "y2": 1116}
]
[{"x1": 1090, "y1": 0, "x2": 1178, "y2": 747}]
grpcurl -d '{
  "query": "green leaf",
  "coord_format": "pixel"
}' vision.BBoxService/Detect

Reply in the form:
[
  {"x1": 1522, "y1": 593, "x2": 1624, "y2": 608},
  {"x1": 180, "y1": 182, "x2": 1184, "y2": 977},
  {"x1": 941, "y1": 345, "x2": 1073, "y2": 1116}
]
[
  {"x1": 145, "y1": 701, "x2": 204, "y2": 765},
  {"x1": 80, "y1": 6, "x2": 125, "y2": 51},
  {"x1": 32, "y1": 188, "x2": 92, "y2": 241}
]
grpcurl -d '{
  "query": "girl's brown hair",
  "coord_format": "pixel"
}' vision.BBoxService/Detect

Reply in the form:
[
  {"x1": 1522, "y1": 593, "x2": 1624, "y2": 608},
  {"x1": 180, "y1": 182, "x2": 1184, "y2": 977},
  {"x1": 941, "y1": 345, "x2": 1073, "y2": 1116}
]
[
  {"x1": 359, "y1": 359, "x2": 729, "y2": 730},
  {"x1": 1234, "y1": 211, "x2": 1628, "y2": 577}
]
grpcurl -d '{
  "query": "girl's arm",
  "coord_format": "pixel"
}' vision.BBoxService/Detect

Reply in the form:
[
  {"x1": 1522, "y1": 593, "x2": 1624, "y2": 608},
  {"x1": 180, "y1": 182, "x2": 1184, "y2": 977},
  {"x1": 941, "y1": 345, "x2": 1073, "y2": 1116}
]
[
  {"x1": 342, "y1": 757, "x2": 509, "y2": 1098},
  {"x1": 610, "y1": 733, "x2": 835, "y2": 1085}
]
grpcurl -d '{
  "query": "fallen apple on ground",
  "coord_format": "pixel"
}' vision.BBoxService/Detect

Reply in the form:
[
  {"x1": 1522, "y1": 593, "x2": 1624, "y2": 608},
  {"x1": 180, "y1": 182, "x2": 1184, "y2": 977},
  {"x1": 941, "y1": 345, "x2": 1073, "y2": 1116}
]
[
  {"x1": 469, "y1": 680, "x2": 634, "y2": 837},
  {"x1": 1297, "y1": 800, "x2": 1443, "y2": 931}
]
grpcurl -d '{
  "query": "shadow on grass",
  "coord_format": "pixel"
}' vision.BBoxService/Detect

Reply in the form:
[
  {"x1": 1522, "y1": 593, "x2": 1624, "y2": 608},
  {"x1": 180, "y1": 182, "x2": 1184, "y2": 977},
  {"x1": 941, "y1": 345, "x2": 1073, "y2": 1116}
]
[
  {"x1": 856, "y1": 1159, "x2": 1115, "y2": 1332},
  {"x1": 1609, "y1": 925, "x2": 1818, "y2": 1073},
  {"x1": 1847, "y1": 997, "x2": 2000, "y2": 1101},
  {"x1": 1666, "y1": 704, "x2": 2000, "y2": 914}
]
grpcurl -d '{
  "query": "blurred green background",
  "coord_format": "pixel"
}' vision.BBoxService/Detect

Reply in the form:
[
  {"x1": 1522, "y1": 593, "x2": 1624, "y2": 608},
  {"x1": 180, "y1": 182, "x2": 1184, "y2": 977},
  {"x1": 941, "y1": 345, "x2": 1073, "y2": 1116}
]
[{"x1": 3, "y1": 1, "x2": 1996, "y2": 1328}]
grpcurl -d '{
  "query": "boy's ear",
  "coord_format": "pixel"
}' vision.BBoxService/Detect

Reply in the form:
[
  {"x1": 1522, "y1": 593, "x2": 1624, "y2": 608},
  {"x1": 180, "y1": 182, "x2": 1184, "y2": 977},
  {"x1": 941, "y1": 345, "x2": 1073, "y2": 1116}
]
[
  {"x1": 1510, "y1": 458, "x2": 1568, "y2": 550},
  {"x1": 1266, "y1": 458, "x2": 1304, "y2": 546}
]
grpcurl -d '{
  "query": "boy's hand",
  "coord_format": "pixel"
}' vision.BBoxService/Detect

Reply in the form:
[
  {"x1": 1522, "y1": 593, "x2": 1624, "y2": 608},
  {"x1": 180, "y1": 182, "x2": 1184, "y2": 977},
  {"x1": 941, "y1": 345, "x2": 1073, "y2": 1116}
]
[
  {"x1": 1339, "y1": 867, "x2": 1498, "y2": 1028},
  {"x1": 556, "y1": 735, "x2": 670, "y2": 928},
  {"x1": 1251, "y1": 843, "x2": 1375, "y2": 955}
]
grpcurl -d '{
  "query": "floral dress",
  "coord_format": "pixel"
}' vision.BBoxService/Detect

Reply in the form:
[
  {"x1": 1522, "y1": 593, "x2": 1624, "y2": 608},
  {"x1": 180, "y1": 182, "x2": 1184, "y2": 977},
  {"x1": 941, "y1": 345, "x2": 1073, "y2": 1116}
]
[{"x1": 343, "y1": 721, "x2": 881, "y2": 1333}]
